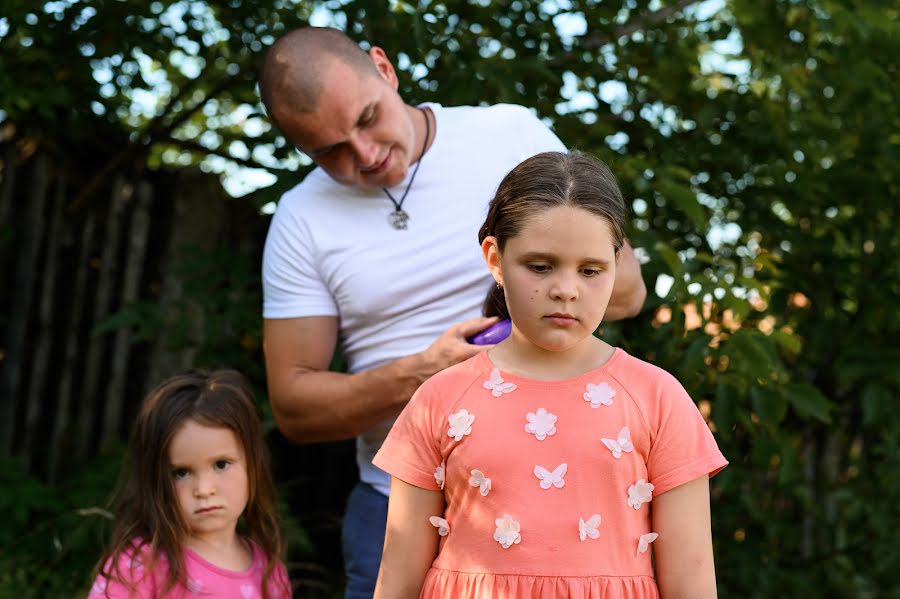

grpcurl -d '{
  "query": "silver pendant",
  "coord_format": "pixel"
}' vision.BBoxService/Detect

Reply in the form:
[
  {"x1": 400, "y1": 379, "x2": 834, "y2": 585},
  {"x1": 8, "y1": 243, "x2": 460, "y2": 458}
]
[{"x1": 389, "y1": 209, "x2": 409, "y2": 230}]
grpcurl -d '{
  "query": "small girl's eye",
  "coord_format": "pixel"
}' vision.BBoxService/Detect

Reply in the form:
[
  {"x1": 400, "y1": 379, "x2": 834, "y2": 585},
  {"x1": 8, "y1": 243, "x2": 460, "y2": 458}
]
[
  {"x1": 214, "y1": 460, "x2": 231, "y2": 471},
  {"x1": 582, "y1": 268, "x2": 602, "y2": 277},
  {"x1": 172, "y1": 468, "x2": 189, "y2": 480},
  {"x1": 528, "y1": 264, "x2": 551, "y2": 273}
]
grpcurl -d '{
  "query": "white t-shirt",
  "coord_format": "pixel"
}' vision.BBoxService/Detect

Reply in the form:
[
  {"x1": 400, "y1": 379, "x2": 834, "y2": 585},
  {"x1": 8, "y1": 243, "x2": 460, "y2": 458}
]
[{"x1": 263, "y1": 103, "x2": 565, "y2": 495}]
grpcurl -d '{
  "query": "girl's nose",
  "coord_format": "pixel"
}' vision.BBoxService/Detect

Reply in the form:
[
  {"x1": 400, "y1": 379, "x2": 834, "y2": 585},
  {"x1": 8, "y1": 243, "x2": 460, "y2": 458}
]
[
  {"x1": 193, "y1": 473, "x2": 215, "y2": 497},
  {"x1": 550, "y1": 272, "x2": 579, "y2": 301}
]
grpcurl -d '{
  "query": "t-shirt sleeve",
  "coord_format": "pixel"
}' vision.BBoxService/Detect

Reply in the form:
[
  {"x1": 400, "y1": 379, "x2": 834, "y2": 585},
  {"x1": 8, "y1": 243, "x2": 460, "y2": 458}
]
[
  {"x1": 86, "y1": 546, "x2": 156, "y2": 598},
  {"x1": 503, "y1": 104, "x2": 567, "y2": 155},
  {"x1": 372, "y1": 378, "x2": 446, "y2": 491},
  {"x1": 262, "y1": 202, "x2": 338, "y2": 319},
  {"x1": 645, "y1": 371, "x2": 728, "y2": 497},
  {"x1": 270, "y1": 560, "x2": 292, "y2": 598}
]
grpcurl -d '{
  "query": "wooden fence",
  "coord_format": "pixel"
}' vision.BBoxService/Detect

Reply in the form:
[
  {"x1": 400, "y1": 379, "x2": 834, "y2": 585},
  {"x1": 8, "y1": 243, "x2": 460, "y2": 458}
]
[{"x1": 0, "y1": 141, "x2": 267, "y2": 481}]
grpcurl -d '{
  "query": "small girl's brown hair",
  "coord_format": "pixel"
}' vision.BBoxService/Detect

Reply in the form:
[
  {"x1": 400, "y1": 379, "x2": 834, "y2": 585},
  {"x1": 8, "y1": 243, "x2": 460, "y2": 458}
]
[
  {"x1": 93, "y1": 369, "x2": 287, "y2": 599},
  {"x1": 478, "y1": 150, "x2": 628, "y2": 318}
]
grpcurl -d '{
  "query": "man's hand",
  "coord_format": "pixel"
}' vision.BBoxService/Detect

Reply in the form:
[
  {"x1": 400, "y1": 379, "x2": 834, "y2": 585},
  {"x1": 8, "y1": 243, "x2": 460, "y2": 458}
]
[
  {"x1": 264, "y1": 315, "x2": 500, "y2": 443},
  {"x1": 420, "y1": 316, "x2": 499, "y2": 373}
]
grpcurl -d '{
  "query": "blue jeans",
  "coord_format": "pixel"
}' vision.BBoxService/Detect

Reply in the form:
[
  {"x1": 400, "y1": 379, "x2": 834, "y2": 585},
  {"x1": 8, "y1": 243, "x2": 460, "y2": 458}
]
[{"x1": 341, "y1": 481, "x2": 389, "y2": 599}]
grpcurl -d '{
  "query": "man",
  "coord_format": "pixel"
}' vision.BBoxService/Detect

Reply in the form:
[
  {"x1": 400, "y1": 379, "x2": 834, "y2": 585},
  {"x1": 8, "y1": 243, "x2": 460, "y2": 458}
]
[{"x1": 258, "y1": 27, "x2": 647, "y2": 598}]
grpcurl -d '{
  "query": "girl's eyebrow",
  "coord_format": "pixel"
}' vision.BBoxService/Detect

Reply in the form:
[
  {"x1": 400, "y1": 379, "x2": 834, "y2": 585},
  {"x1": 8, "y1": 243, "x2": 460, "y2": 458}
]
[{"x1": 519, "y1": 251, "x2": 612, "y2": 266}]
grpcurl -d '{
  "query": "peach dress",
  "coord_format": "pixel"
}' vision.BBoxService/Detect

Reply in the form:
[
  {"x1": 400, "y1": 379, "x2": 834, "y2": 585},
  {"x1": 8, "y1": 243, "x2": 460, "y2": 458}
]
[{"x1": 373, "y1": 348, "x2": 727, "y2": 599}]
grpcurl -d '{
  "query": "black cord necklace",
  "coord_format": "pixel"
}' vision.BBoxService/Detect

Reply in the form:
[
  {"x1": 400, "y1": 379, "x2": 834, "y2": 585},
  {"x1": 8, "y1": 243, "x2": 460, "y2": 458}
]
[{"x1": 383, "y1": 108, "x2": 430, "y2": 230}]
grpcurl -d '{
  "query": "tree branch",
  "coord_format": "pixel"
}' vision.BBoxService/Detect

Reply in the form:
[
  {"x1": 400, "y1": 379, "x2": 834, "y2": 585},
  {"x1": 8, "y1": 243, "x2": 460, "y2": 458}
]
[
  {"x1": 169, "y1": 138, "x2": 295, "y2": 173},
  {"x1": 580, "y1": 0, "x2": 701, "y2": 51}
]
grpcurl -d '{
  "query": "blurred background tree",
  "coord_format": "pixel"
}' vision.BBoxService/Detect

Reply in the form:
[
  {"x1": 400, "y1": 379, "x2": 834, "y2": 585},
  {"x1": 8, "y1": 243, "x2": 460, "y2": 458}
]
[{"x1": 0, "y1": 0, "x2": 897, "y2": 597}]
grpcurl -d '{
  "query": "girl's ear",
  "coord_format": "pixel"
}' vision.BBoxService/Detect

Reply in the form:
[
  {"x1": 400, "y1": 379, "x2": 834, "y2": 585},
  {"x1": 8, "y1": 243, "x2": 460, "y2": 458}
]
[{"x1": 481, "y1": 236, "x2": 503, "y2": 286}]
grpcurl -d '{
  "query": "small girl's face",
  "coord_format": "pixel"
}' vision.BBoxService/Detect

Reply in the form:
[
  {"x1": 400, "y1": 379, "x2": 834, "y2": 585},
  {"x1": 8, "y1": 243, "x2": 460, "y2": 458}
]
[
  {"x1": 487, "y1": 205, "x2": 618, "y2": 353},
  {"x1": 168, "y1": 420, "x2": 249, "y2": 544}
]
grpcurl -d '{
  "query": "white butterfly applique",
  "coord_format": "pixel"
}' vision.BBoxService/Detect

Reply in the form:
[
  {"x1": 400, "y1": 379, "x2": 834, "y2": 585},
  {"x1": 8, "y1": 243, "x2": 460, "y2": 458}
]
[
  {"x1": 578, "y1": 514, "x2": 602, "y2": 541},
  {"x1": 429, "y1": 516, "x2": 450, "y2": 536},
  {"x1": 583, "y1": 382, "x2": 615, "y2": 408},
  {"x1": 601, "y1": 426, "x2": 634, "y2": 459},
  {"x1": 483, "y1": 368, "x2": 517, "y2": 397},
  {"x1": 468, "y1": 469, "x2": 492, "y2": 496},
  {"x1": 637, "y1": 532, "x2": 659, "y2": 554},
  {"x1": 434, "y1": 461, "x2": 445, "y2": 490},
  {"x1": 534, "y1": 463, "x2": 567, "y2": 489}
]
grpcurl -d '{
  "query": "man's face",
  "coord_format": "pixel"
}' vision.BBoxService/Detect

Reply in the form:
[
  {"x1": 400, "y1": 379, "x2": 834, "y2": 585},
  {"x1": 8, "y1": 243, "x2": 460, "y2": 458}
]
[{"x1": 276, "y1": 49, "x2": 417, "y2": 189}]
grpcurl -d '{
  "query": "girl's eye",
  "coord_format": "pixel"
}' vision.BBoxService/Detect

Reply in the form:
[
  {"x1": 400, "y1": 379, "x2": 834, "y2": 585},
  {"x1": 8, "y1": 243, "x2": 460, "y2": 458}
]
[
  {"x1": 528, "y1": 264, "x2": 551, "y2": 273},
  {"x1": 214, "y1": 460, "x2": 231, "y2": 471},
  {"x1": 582, "y1": 268, "x2": 603, "y2": 277},
  {"x1": 172, "y1": 469, "x2": 189, "y2": 480}
]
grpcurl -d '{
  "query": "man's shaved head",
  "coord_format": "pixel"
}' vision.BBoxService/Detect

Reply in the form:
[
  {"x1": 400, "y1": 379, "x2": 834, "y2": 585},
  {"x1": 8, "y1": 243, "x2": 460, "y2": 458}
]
[{"x1": 259, "y1": 27, "x2": 378, "y2": 124}]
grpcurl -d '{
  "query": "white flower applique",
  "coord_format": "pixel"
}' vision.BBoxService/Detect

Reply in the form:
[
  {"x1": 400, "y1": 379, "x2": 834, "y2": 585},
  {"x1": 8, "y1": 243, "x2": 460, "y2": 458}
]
[
  {"x1": 627, "y1": 479, "x2": 655, "y2": 509},
  {"x1": 429, "y1": 516, "x2": 450, "y2": 536},
  {"x1": 483, "y1": 368, "x2": 517, "y2": 397},
  {"x1": 447, "y1": 409, "x2": 475, "y2": 441},
  {"x1": 240, "y1": 583, "x2": 256, "y2": 599},
  {"x1": 494, "y1": 514, "x2": 521, "y2": 549},
  {"x1": 578, "y1": 514, "x2": 602, "y2": 541},
  {"x1": 583, "y1": 382, "x2": 615, "y2": 408},
  {"x1": 637, "y1": 532, "x2": 659, "y2": 554},
  {"x1": 434, "y1": 461, "x2": 445, "y2": 490},
  {"x1": 525, "y1": 407, "x2": 557, "y2": 440},
  {"x1": 534, "y1": 463, "x2": 567, "y2": 489},
  {"x1": 601, "y1": 426, "x2": 634, "y2": 458},
  {"x1": 469, "y1": 469, "x2": 492, "y2": 496}
]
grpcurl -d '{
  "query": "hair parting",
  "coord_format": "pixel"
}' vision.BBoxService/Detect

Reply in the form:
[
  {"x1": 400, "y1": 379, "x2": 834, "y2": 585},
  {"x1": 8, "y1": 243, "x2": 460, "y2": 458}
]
[{"x1": 478, "y1": 150, "x2": 628, "y2": 319}]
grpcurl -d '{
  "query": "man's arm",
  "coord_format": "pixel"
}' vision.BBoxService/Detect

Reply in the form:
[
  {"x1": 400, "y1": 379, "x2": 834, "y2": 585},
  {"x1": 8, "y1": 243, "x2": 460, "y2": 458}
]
[
  {"x1": 263, "y1": 315, "x2": 498, "y2": 443},
  {"x1": 605, "y1": 240, "x2": 647, "y2": 321}
]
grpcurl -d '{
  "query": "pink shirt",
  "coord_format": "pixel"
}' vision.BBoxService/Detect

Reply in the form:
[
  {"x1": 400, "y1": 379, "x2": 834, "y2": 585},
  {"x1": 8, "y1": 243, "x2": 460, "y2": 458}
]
[
  {"x1": 87, "y1": 539, "x2": 291, "y2": 599},
  {"x1": 373, "y1": 348, "x2": 727, "y2": 598}
]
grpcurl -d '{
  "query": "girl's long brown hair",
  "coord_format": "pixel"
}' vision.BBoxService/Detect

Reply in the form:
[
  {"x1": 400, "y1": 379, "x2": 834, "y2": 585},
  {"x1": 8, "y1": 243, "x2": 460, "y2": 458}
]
[
  {"x1": 479, "y1": 150, "x2": 627, "y2": 319},
  {"x1": 92, "y1": 369, "x2": 288, "y2": 598}
]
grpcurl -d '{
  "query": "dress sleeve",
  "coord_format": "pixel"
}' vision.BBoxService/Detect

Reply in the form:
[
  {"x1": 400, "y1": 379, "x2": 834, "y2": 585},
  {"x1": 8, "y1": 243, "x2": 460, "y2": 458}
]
[
  {"x1": 645, "y1": 372, "x2": 728, "y2": 497},
  {"x1": 373, "y1": 377, "x2": 446, "y2": 491},
  {"x1": 262, "y1": 202, "x2": 338, "y2": 319}
]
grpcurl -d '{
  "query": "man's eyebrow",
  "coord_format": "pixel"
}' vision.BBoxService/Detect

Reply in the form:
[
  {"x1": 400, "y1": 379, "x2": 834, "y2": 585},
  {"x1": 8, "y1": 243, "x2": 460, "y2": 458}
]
[{"x1": 307, "y1": 102, "x2": 376, "y2": 157}]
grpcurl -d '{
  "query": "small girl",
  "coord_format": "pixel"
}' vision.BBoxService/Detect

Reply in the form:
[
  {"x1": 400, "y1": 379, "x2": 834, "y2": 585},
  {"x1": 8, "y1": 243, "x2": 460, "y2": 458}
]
[
  {"x1": 87, "y1": 369, "x2": 292, "y2": 599},
  {"x1": 372, "y1": 151, "x2": 728, "y2": 598}
]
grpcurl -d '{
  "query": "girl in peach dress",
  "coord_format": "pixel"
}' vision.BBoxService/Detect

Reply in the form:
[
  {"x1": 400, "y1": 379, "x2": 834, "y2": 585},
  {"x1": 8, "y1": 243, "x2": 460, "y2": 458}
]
[{"x1": 373, "y1": 151, "x2": 727, "y2": 599}]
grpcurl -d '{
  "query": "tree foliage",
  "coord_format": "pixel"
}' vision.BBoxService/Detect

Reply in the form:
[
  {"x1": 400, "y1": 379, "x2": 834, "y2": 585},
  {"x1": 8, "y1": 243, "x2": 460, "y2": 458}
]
[{"x1": 2, "y1": 0, "x2": 898, "y2": 596}]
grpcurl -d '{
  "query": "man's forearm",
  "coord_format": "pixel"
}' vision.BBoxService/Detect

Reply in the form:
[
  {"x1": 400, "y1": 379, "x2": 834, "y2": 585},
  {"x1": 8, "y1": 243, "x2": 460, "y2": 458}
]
[
  {"x1": 270, "y1": 352, "x2": 437, "y2": 443},
  {"x1": 605, "y1": 242, "x2": 647, "y2": 321}
]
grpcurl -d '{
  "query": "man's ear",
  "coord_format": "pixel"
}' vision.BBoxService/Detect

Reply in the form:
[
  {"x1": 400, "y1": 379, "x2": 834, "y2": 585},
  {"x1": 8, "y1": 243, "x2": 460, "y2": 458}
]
[
  {"x1": 481, "y1": 236, "x2": 503, "y2": 287},
  {"x1": 368, "y1": 47, "x2": 399, "y2": 90}
]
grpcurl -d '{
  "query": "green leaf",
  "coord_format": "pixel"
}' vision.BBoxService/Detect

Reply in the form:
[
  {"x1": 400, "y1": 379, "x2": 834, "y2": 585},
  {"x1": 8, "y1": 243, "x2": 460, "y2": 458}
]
[
  {"x1": 658, "y1": 180, "x2": 707, "y2": 230},
  {"x1": 654, "y1": 241, "x2": 684, "y2": 280},
  {"x1": 782, "y1": 383, "x2": 833, "y2": 424},
  {"x1": 751, "y1": 386, "x2": 788, "y2": 427}
]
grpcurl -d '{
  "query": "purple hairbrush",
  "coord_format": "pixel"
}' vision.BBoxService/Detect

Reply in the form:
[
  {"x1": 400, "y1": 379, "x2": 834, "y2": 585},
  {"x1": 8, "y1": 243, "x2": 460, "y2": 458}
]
[{"x1": 467, "y1": 319, "x2": 512, "y2": 345}]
